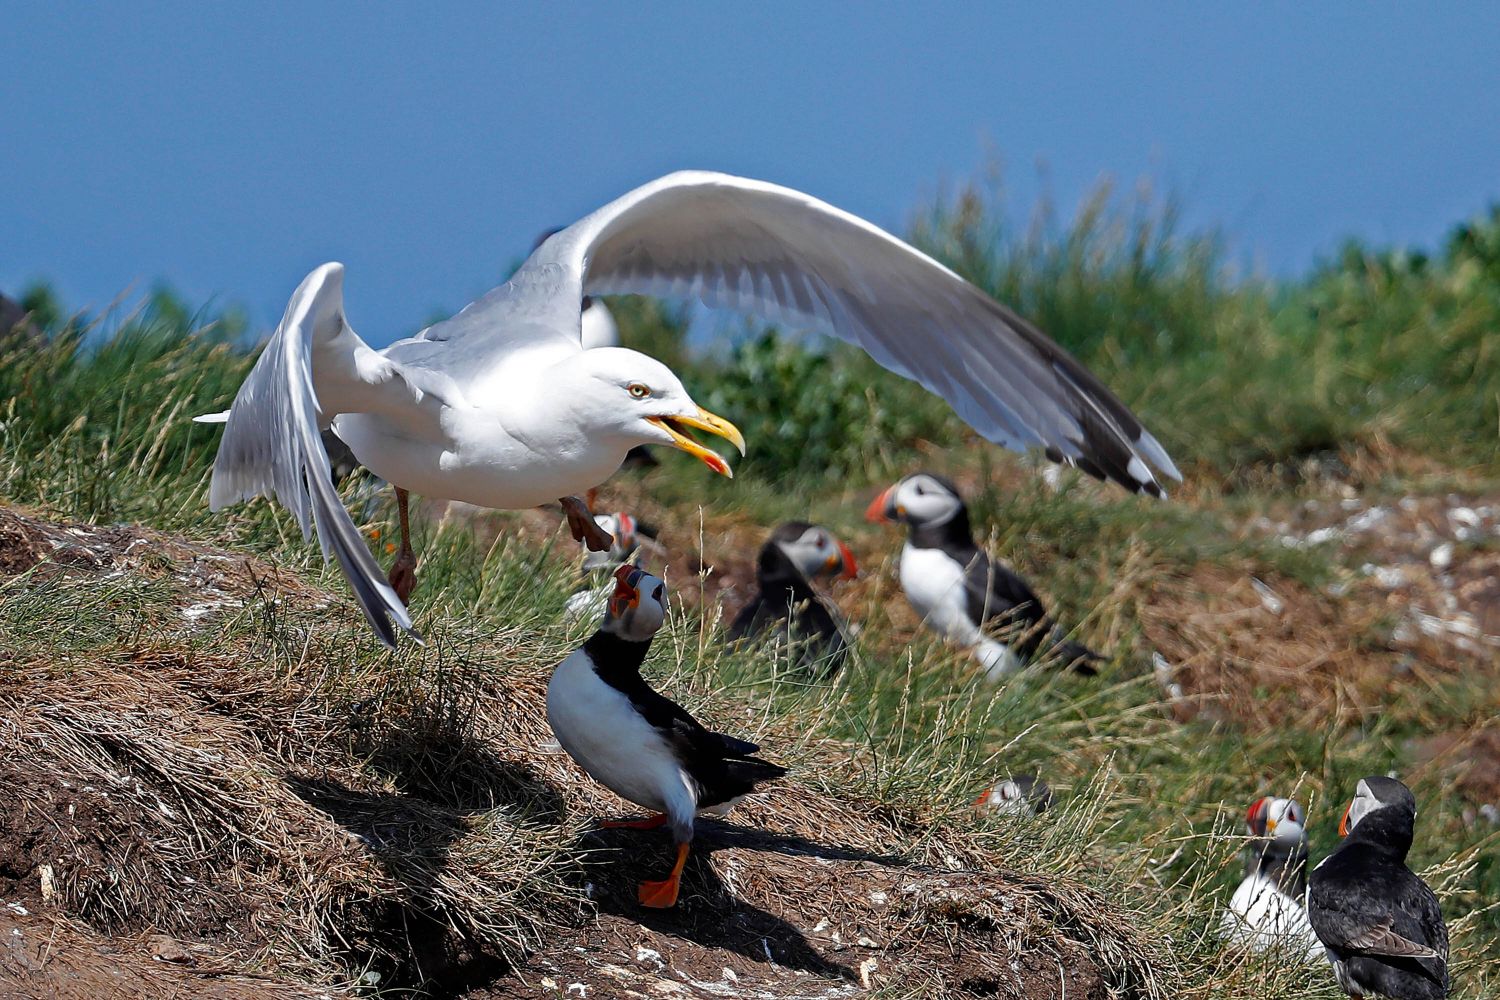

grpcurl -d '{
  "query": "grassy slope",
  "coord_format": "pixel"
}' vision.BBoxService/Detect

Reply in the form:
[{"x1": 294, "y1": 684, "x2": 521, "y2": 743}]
[{"x1": 2, "y1": 179, "x2": 1498, "y2": 998}]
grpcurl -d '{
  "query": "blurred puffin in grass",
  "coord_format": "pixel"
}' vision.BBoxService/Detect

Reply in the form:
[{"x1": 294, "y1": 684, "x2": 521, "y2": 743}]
[
  {"x1": 1219, "y1": 794, "x2": 1323, "y2": 961},
  {"x1": 727, "y1": 522, "x2": 858, "y2": 675},
  {"x1": 563, "y1": 511, "x2": 660, "y2": 622},
  {"x1": 866, "y1": 472, "x2": 1100, "y2": 681}
]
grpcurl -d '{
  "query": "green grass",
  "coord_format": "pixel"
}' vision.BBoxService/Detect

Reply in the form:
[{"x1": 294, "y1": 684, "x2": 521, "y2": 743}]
[{"x1": 3, "y1": 175, "x2": 1499, "y2": 997}]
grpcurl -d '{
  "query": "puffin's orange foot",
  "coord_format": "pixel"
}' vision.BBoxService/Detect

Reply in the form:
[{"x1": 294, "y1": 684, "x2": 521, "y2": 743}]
[
  {"x1": 560, "y1": 495, "x2": 614, "y2": 552},
  {"x1": 599, "y1": 814, "x2": 668, "y2": 831},
  {"x1": 638, "y1": 874, "x2": 681, "y2": 908},
  {"x1": 637, "y1": 842, "x2": 690, "y2": 909}
]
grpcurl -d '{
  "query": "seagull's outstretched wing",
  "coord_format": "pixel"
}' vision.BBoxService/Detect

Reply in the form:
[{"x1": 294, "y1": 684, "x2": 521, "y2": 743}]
[
  {"x1": 541, "y1": 171, "x2": 1179, "y2": 495},
  {"x1": 201, "y1": 262, "x2": 426, "y2": 648}
]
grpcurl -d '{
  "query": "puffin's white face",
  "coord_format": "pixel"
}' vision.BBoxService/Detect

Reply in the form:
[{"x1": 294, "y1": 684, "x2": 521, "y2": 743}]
[
  {"x1": 976, "y1": 779, "x2": 1031, "y2": 816},
  {"x1": 1341, "y1": 781, "x2": 1377, "y2": 836},
  {"x1": 775, "y1": 524, "x2": 858, "y2": 581},
  {"x1": 581, "y1": 511, "x2": 639, "y2": 569},
  {"x1": 1246, "y1": 796, "x2": 1306, "y2": 846},
  {"x1": 603, "y1": 565, "x2": 667, "y2": 642},
  {"x1": 866, "y1": 473, "x2": 964, "y2": 527},
  {"x1": 571, "y1": 348, "x2": 745, "y2": 476}
]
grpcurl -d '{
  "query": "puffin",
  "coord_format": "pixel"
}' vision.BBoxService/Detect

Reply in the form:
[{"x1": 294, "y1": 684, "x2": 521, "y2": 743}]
[
  {"x1": 546, "y1": 566, "x2": 787, "y2": 908},
  {"x1": 197, "y1": 171, "x2": 1176, "y2": 648},
  {"x1": 865, "y1": 472, "x2": 1101, "y2": 680},
  {"x1": 1218, "y1": 795, "x2": 1324, "y2": 961},
  {"x1": 726, "y1": 522, "x2": 858, "y2": 674},
  {"x1": 1309, "y1": 777, "x2": 1449, "y2": 999},
  {"x1": 562, "y1": 511, "x2": 656, "y2": 622},
  {"x1": 974, "y1": 774, "x2": 1053, "y2": 816}
]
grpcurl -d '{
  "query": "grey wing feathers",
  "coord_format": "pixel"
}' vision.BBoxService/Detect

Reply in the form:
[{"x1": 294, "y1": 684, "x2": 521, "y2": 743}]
[
  {"x1": 1343, "y1": 920, "x2": 1441, "y2": 960},
  {"x1": 552, "y1": 171, "x2": 1179, "y2": 496},
  {"x1": 204, "y1": 263, "x2": 417, "y2": 649}
]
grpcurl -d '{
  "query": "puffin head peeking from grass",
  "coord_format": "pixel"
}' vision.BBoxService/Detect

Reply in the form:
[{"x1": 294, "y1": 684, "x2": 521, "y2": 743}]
[{"x1": 546, "y1": 566, "x2": 786, "y2": 908}]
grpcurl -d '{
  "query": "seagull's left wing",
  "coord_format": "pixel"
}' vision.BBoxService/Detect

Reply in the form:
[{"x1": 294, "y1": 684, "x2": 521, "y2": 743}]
[
  {"x1": 546, "y1": 171, "x2": 1179, "y2": 496},
  {"x1": 202, "y1": 263, "x2": 426, "y2": 648}
]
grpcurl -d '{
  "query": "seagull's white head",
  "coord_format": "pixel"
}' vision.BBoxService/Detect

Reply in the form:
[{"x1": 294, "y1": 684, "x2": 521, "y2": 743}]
[
  {"x1": 566, "y1": 347, "x2": 745, "y2": 477},
  {"x1": 602, "y1": 565, "x2": 667, "y2": 642}
]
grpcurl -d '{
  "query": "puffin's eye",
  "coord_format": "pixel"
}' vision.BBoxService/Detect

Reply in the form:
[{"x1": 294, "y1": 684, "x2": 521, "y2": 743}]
[{"x1": 627, "y1": 383, "x2": 651, "y2": 399}]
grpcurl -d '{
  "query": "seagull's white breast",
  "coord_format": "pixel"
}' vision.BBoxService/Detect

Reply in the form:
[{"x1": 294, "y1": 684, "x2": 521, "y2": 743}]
[
  {"x1": 545, "y1": 648, "x2": 697, "y2": 825},
  {"x1": 335, "y1": 387, "x2": 629, "y2": 509}
]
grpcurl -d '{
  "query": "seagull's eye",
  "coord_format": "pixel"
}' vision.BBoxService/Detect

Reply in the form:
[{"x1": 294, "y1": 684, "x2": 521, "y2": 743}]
[{"x1": 628, "y1": 383, "x2": 651, "y2": 399}]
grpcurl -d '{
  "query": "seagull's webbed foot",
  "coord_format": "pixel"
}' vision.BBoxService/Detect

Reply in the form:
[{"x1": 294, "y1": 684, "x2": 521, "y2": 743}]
[
  {"x1": 388, "y1": 549, "x2": 418, "y2": 604},
  {"x1": 388, "y1": 486, "x2": 418, "y2": 604},
  {"x1": 560, "y1": 495, "x2": 614, "y2": 552},
  {"x1": 638, "y1": 842, "x2": 690, "y2": 908}
]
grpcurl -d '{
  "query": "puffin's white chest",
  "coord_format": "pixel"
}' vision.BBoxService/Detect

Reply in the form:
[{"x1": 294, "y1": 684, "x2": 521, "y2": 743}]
[
  {"x1": 899, "y1": 544, "x2": 982, "y2": 645},
  {"x1": 1219, "y1": 873, "x2": 1324, "y2": 961},
  {"x1": 545, "y1": 649, "x2": 697, "y2": 821}
]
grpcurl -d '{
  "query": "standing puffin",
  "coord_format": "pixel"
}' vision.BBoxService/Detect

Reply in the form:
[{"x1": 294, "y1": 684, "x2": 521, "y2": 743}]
[
  {"x1": 865, "y1": 473, "x2": 1100, "y2": 680},
  {"x1": 547, "y1": 566, "x2": 787, "y2": 908},
  {"x1": 727, "y1": 522, "x2": 858, "y2": 674},
  {"x1": 1309, "y1": 777, "x2": 1449, "y2": 999},
  {"x1": 1219, "y1": 795, "x2": 1323, "y2": 960},
  {"x1": 562, "y1": 511, "x2": 655, "y2": 622}
]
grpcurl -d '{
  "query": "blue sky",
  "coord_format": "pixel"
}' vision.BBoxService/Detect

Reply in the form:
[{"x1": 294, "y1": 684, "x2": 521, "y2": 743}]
[{"x1": 4, "y1": 4, "x2": 1497, "y2": 345}]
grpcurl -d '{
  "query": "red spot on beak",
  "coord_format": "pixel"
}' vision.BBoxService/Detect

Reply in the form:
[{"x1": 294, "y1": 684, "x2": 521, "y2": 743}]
[
  {"x1": 865, "y1": 486, "x2": 894, "y2": 523},
  {"x1": 836, "y1": 540, "x2": 858, "y2": 580},
  {"x1": 1246, "y1": 796, "x2": 1268, "y2": 832},
  {"x1": 973, "y1": 786, "x2": 994, "y2": 808},
  {"x1": 1338, "y1": 803, "x2": 1351, "y2": 837}
]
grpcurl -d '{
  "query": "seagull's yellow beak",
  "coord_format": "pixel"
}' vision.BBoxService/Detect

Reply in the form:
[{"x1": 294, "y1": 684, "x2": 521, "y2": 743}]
[{"x1": 647, "y1": 407, "x2": 746, "y2": 478}]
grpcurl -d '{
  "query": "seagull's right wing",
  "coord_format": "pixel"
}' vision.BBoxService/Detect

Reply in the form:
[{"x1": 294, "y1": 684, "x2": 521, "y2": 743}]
[
  {"x1": 542, "y1": 171, "x2": 1179, "y2": 496},
  {"x1": 202, "y1": 262, "x2": 427, "y2": 648}
]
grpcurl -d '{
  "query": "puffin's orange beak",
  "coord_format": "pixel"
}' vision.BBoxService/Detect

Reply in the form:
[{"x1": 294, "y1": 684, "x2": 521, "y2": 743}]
[
  {"x1": 973, "y1": 786, "x2": 994, "y2": 808},
  {"x1": 609, "y1": 565, "x2": 642, "y2": 617},
  {"x1": 865, "y1": 486, "x2": 895, "y2": 523},
  {"x1": 1338, "y1": 803, "x2": 1351, "y2": 837},
  {"x1": 836, "y1": 540, "x2": 858, "y2": 580}
]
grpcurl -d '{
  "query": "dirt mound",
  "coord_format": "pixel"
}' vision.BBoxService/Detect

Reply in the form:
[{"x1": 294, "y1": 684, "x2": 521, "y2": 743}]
[{"x1": 0, "y1": 503, "x2": 1167, "y2": 998}]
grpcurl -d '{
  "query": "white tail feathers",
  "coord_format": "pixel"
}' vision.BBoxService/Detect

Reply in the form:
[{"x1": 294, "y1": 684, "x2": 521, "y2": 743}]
[{"x1": 193, "y1": 410, "x2": 231, "y2": 424}]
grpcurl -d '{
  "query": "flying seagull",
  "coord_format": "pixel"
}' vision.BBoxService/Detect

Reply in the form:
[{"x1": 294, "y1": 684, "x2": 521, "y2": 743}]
[{"x1": 198, "y1": 171, "x2": 1179, "y2": 648}]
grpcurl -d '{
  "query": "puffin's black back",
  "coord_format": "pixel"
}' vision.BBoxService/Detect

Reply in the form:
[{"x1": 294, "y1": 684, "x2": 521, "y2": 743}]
[
  {"x1": 727, "y1": 526, "x2": 851, "y2": 675},
  {"x1": 584, "y1": 631, "x2": 787, "y2": 808},
  {"x1": 1309, "y1": 801, "x2": 1449, "y2": 999}
]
